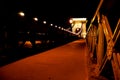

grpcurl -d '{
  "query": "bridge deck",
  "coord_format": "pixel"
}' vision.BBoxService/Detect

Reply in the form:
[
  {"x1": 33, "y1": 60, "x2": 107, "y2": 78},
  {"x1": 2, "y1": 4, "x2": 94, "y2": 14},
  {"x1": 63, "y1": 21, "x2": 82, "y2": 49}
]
[{"x1": 0, "y1": 39, "x2": 89, "y2": 80}]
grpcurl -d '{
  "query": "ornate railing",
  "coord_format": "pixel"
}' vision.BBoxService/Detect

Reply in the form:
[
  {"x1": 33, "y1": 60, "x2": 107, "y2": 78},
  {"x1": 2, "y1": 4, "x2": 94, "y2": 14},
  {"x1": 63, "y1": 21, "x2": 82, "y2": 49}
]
[{"x1": 86, "y1": 0, "x2": 120, "y2": 79}]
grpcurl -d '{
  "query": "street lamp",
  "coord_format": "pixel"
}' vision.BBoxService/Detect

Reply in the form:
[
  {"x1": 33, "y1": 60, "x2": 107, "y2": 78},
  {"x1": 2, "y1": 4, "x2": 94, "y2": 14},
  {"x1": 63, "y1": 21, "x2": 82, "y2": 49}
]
[
  {"x1": 18, "y1": 11, "x2": 25, "y2": 17},
  {"x1": 33, "y1": 17, "x2": 38, "y2": 21},
  {"x1": 43, "y1": 21, "x2": 47, "y2": 24}
]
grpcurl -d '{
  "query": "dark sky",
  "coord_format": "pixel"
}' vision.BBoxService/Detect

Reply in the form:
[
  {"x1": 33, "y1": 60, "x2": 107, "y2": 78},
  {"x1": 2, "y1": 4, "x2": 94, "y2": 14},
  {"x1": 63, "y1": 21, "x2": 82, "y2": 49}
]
[
  {"x1": 0, "y1": 0, "x2": 97, "y2": 25},
  {"x1": 0, "y1": 0, "x2": 119, "y2": 28}
]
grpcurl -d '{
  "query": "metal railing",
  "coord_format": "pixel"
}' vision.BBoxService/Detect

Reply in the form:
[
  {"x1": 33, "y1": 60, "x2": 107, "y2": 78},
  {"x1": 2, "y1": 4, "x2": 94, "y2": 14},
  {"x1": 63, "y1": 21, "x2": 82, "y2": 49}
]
[{"x1": 86, "y1": 0, "x2": 120, "y2": 79}]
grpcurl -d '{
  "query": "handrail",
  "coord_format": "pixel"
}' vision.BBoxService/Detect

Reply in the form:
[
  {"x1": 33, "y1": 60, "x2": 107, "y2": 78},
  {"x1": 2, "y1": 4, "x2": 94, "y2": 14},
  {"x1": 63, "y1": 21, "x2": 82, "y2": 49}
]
[
  {"x1": 98, "y1": 16, "x2": 120, "y2": 76},
  {"x1": 98, "y1": 53, "x2": 108, "y2": 75},
  {"x1": 87, "y1": 0, "x2": 104, "y2": 34},
  {"x1": 112, "y1": 19, "x2": 120, "y2": 45},
  {"x1": 86, "y1": 0, "x2": 120, "y2": 79},
  {"x1": 101, "y1": 15, "x2": 113, "y2": 43}
]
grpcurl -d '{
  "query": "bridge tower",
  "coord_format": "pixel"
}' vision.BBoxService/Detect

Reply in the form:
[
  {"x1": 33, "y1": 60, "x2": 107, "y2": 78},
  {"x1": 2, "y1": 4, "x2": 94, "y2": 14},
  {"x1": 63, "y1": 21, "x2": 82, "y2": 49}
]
[{"x1": 69, "y1": 18, "x2": 87, "y2": 38}]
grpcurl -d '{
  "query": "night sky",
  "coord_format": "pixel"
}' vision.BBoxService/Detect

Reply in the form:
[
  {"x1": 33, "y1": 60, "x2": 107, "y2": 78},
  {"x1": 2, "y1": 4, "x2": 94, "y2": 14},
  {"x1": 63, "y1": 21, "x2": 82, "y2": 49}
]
[{"x1": 0, "y1": 0, "x2": 119, "y2": 29}]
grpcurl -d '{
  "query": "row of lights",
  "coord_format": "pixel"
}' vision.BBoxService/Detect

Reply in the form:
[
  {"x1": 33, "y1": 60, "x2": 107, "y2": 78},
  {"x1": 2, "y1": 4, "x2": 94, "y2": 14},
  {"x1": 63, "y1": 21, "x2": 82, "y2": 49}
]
[
  {"x1": 18, "y1": 11, "x2": 38, "y2": 22},
  {"x1": 18, "y1": 11, "x2": 78, "y2": 35}
]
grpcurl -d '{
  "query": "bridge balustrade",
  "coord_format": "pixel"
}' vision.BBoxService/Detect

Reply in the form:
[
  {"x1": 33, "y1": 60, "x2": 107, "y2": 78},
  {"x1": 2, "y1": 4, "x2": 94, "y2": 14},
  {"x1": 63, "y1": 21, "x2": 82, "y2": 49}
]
[{"x1": 86, "y1": 0, "x2": 120, "y2": 79}]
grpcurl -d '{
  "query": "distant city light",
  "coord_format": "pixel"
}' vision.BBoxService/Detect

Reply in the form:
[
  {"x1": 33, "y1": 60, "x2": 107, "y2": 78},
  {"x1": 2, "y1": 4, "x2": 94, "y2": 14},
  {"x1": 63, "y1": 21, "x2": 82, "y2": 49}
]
[
  {"x1": 58, "y1": 26, "x2": 61, "y2": 29},
  {"x1": 55, "y1": 25, "x2": 57, "y2": 28},
  {"x1": 43, "y1": 21, "x2": 47, "y2": 24},
  {"x1": 50, "y1": 24, "x2": 53, "y2": 26},
  {"x1": 61, "y1": 27, "x2": 64, "y2": 30},
  {"x1": 33, "y1": 17, "x2": 38, "y2": 21},
  {"x1": 18, "y1": 11, "x2": 25, "y2": 17}
]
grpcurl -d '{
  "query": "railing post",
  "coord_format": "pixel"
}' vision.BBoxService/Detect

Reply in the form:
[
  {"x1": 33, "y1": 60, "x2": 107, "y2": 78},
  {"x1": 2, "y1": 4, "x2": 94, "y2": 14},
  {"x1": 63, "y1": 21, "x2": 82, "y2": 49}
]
[
  {"x1": 97, "y1": 20, "x2": 104, "y2": 68},
  {"x1": 111, "y1": 52, "x2": 120, "y2": 80}
]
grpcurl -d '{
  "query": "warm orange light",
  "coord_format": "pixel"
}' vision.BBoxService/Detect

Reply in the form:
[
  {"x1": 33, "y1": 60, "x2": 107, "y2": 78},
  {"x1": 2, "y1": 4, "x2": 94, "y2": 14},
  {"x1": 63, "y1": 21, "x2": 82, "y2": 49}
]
[
  {"x1": 43, "y1": 21, "x2": 47, "y2": 24},
  {"x1": 61, "y1": 27, "x2": 64, "y2": 30},
  {"x1": 55, "y1": 25, "x2": 57, "y2": 28},
  {"x1": 58, "y1": 26, "x2": 61, "y2": 29},
  {"x1": 50, "y1": 24, "x2": 53, "y2": 26},
  {"x1": 71, "y1": 18, "x2": 87, "y2": 21},
  {"x1": 69, "y1": 19, "x2": 73, "y2": 23},
  {"x1": 18, "y1": 11, "x2": 25, "y2": 17},
  {"x1": 33, "y1": 17, "x2": 38, "y2": 21}
]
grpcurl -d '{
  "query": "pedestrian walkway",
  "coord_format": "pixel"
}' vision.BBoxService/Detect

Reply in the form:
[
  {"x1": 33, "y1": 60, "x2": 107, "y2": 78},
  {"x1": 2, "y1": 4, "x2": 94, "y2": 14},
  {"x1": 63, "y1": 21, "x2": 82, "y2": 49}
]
[{"x1": 0, "y1": 39, "x2": 89, "y2": 80}]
